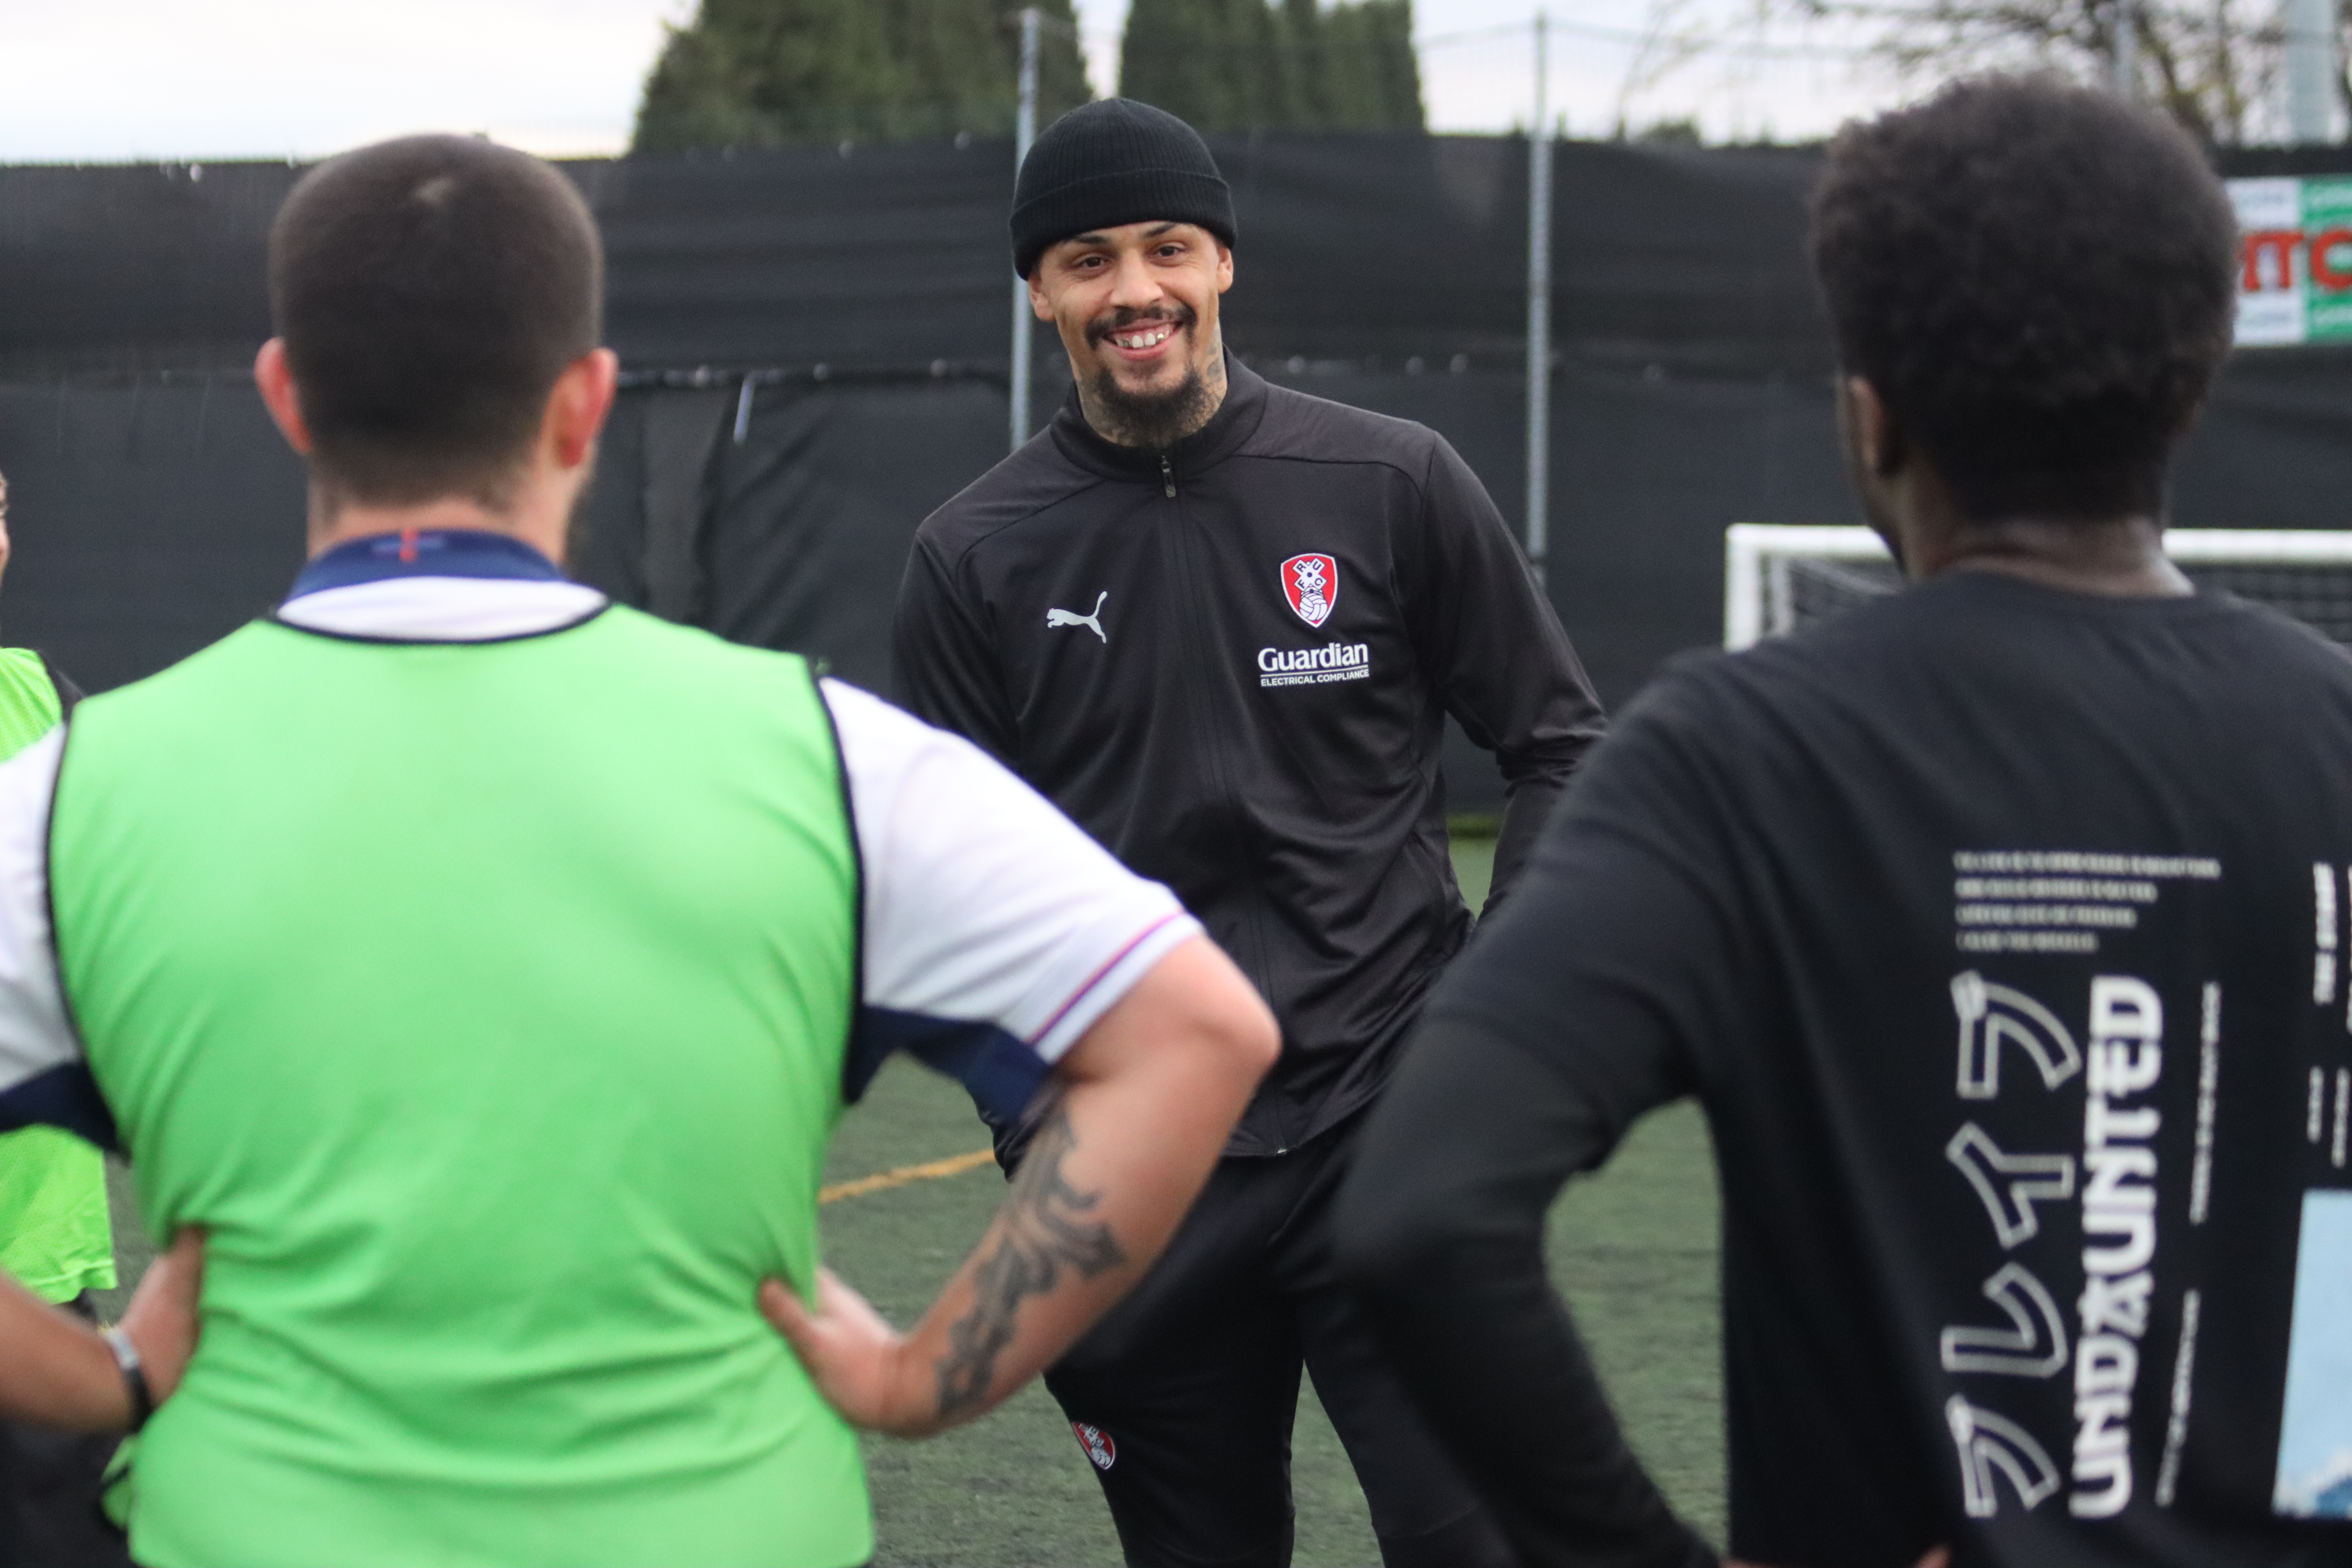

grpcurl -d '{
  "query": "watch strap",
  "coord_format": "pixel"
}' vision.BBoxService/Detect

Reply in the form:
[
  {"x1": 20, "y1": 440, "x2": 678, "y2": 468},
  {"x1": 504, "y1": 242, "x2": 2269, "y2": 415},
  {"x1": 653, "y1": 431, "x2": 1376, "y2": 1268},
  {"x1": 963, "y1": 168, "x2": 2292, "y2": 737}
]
[{"x1": 101, "y1": 1327, "x2": 153, "y2": 1433}]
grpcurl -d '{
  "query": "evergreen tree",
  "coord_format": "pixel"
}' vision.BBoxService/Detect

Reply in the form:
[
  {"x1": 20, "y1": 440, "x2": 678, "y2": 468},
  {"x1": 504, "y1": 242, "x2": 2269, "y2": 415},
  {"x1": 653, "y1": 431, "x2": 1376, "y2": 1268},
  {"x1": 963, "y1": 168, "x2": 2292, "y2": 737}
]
[
  {"x1": 1274, "y1": 0, "x2": 1327, "y2": 129},
  {"x1": 633, "y1": 0, "x2": 1090, "y2": 152},
  {"x1": 1318, "y1": 0, "x2": 1420, "y2": 129},
  {"x1": 1122, "y1": 0, "x2": 1249, "y2": 133},
  {"x1": 1119, "y1": 0, "x2": 1422, "y2": 133}
]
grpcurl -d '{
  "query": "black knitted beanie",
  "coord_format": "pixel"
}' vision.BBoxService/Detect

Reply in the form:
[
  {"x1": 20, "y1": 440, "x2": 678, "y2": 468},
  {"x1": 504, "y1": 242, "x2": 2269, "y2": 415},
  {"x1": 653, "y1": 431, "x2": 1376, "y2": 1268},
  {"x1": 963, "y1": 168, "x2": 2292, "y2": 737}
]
[{"x1": 1010, "y1": 99, "x2": 1236, "y2": 277}]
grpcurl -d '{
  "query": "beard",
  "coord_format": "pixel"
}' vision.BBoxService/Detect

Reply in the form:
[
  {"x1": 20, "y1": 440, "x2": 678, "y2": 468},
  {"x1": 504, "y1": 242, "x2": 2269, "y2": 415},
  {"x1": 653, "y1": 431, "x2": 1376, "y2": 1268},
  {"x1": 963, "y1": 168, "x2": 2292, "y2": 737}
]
[{"x1": 1085, "y1": 306, "x2": 1217, "y2": 449}]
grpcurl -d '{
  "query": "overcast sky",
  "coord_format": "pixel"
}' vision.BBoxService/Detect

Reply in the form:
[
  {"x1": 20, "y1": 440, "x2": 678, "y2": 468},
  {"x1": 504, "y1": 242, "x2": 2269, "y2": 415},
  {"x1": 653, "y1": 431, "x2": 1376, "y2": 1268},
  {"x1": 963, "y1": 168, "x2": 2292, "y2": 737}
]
[{"x1": 0, "y1": 0, "x2": 1907, "y2": 164}]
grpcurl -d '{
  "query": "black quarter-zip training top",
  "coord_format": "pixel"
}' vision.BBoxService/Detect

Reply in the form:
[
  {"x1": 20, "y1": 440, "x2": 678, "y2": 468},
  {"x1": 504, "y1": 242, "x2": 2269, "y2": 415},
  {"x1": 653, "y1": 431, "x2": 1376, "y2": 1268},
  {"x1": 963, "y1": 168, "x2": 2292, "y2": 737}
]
[{"x1": 893, "y1": 359, "x2": 1607, "y2": 1155}]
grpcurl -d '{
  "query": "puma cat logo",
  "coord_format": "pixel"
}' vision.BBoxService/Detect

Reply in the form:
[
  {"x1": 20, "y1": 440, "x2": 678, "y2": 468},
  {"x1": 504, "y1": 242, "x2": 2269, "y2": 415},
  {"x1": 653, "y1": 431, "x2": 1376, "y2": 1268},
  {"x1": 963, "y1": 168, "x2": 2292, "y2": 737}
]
[{"x1": 1047, "y1": 591, "x2": 1108, "y2": 644}]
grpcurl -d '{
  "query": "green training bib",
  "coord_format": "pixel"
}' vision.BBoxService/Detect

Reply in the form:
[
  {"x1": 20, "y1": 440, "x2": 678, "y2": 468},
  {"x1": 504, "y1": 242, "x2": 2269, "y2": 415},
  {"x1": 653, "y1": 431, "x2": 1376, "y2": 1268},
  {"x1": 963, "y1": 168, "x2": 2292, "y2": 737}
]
[
  {"x1": 51, "y1": 609, "x2": 866, "y2": 1568},
  {"x1": 0, "y1": 647, "x2": 113, "y2": 1305}
]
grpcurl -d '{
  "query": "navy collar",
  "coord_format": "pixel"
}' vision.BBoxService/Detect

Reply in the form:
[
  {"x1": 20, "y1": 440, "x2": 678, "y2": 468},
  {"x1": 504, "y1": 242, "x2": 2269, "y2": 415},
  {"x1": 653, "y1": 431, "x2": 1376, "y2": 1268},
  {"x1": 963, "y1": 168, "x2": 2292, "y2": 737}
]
[{"x1": 286, "y1": 530, "x2": 564, "y2": 602}]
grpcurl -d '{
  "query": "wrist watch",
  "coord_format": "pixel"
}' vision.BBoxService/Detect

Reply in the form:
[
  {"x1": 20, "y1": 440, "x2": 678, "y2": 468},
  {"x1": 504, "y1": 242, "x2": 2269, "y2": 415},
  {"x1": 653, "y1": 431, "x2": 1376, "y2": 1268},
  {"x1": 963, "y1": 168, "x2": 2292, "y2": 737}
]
[{"x1": 101, "y1": 1327, "x2": 154, "y2": 1432}]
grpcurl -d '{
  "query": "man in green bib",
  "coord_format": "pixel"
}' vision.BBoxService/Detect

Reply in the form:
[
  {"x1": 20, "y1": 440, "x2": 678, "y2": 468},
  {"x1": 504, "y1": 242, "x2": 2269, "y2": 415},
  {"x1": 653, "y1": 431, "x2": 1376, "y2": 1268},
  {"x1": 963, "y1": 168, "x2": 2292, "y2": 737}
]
[
  {"x1": 0, "y1": 474, "x2": 115, "y2": 1321},
  {"x1": 0, "y1": 468, "x2": 143, "y2": 1568},
  {"x1": 0, "y1": 136, "x2": 1276, "y2": 1568}
]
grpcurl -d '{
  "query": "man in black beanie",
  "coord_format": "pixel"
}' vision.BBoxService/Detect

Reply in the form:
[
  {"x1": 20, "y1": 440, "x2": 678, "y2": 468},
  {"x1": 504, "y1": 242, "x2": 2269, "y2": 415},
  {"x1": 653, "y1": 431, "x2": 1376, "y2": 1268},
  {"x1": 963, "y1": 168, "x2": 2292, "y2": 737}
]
[{"x1": 893, "y1": 97, "x2": 1604, "y2": 1568}]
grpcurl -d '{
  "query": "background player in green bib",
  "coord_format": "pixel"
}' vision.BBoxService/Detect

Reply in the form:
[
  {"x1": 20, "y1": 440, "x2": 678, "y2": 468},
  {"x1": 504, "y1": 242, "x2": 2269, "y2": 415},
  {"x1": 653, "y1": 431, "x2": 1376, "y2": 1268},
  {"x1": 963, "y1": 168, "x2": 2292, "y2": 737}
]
[
  {"x1": 0, "y1": 474, "x2": 114, "y2": 1318},
  {"x1": 0, "y1": 467, "x2": 166, "y2": 1568},
  {"x1": 0, "y1": 137, "x2": 1277, "y2": 1568}
]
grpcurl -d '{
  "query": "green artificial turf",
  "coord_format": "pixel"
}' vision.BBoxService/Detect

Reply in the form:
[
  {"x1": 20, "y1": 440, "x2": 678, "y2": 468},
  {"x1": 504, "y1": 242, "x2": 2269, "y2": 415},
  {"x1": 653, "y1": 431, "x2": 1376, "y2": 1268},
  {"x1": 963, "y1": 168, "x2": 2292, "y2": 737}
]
[
  {"x1": 820, "y1": 1056, "x2": 1723, "y2": 1567},
  {"x1": 92, "y1": 834, "x2": 1728, "y2": 1566}
]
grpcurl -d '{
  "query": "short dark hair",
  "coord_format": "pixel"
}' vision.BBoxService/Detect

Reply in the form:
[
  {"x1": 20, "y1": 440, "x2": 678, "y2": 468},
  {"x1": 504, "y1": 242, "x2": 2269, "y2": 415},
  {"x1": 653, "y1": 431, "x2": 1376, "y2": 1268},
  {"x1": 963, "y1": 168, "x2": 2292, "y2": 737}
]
[
  {"x1": 1811, "y1": 75, "x2": 2237, "y2": 522},
  {"x1": 269, "y1": 136, "x2": 603, "y2": 508}
]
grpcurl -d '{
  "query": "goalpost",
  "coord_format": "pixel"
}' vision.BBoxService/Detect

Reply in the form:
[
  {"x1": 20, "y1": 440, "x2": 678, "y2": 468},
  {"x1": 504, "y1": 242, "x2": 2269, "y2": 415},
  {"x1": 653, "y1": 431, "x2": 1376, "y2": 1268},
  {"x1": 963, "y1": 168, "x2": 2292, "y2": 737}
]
[{"x1": 1725, "y1": 523, "x2": 2352, "y2": 650}]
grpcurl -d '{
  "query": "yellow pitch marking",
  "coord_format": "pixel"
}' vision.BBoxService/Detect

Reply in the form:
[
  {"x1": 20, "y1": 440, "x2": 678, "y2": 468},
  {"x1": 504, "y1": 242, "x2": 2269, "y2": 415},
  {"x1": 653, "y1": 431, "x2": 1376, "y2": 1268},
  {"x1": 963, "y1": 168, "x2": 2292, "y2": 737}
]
[{"x1": 819, "y1": 1148, "x2": 996, "y2": 1204}]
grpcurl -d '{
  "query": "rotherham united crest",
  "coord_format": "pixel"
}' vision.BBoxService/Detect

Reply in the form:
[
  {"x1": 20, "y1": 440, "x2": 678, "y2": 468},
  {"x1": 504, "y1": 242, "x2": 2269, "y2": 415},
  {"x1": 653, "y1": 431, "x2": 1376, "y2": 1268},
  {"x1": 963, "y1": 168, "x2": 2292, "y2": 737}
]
[
  {"x1": 1071, "y1": 1422, "x2": 1118, "y2": 1470},
  {"x1": 1281, "y1": 554, "x2": 1338, "y2": 628}
]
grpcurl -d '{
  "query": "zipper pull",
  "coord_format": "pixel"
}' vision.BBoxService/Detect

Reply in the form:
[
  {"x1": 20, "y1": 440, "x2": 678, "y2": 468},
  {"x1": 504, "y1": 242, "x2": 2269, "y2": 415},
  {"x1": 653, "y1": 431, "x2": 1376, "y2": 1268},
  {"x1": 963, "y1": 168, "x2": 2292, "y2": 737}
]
[{"x1": 1159, "y1": 455, "x2": 1176, "y2": 499}]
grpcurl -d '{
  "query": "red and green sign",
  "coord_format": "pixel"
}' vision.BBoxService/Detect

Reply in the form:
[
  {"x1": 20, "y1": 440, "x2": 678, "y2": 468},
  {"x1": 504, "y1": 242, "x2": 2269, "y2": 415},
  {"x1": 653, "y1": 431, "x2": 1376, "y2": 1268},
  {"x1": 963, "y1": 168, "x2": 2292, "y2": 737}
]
[{"x1": 2231, "y1": 176, "x2": 2352, "y2": 346}]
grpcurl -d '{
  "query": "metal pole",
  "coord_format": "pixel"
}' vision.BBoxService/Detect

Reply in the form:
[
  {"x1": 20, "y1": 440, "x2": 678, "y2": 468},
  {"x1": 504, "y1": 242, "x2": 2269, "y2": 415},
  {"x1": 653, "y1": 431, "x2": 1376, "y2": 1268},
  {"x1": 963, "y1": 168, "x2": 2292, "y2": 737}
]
[
  {"x1": 2110, "y1": 1, "x2": 2138, "y2": 100},
  {"x1": 1525, "y1": 12, "x2": 1551, "y2": 585},
  {"x1": 2287, "y1": 0, "x2": 2338, "y2": 144},
  {"x1": 1009, "y1": 7, "x2": 1042, "y2": 451}
]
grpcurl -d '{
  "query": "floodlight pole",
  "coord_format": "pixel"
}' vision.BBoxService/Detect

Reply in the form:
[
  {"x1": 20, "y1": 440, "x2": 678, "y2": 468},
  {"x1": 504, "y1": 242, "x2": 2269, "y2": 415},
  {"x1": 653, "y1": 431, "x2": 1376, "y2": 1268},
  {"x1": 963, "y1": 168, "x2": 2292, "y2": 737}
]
[
  {"x1": 1010, "y1": 6, "x2": 1043, "y2": 452},
  {"x1": 2109, "y1": 1, "x2": 2138, "y2": 100},
  {"x1": 2286, "y1": 0, "x2": 2338, "y2": 144},
  {"x1": 1525, "y1": 11, "x2": 1552, "y2": 586}
]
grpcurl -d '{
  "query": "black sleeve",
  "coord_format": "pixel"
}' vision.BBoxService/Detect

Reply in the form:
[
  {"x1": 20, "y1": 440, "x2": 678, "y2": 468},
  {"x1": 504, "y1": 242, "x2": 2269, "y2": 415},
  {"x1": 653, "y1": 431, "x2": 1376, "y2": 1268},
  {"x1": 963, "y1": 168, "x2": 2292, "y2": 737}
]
[
  {"x1": 890, "y1": 535, "x2": 1019, "y2": 765},
  {"x1": 1408, "y1": 435, "x2": 1607, "y2": 912},
  {"x1": 1333, "y1": 706, "x2": 1745, "y2": 1568}
]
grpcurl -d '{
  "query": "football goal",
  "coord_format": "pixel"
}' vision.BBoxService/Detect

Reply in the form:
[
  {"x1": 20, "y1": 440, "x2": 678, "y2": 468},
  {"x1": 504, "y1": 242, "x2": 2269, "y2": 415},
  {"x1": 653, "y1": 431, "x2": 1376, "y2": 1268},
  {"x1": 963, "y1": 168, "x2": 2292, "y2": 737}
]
[{"x1": 1725, "y1": 523, "x2": 2352, "y2": 650}]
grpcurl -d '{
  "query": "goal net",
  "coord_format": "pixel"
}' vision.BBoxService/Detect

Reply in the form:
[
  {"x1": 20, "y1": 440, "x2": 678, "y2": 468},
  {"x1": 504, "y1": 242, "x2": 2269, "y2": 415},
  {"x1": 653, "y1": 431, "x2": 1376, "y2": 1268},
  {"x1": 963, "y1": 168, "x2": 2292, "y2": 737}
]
[{"x1": 1725, "y1": 523, "x2": 2352, "y2": 650}]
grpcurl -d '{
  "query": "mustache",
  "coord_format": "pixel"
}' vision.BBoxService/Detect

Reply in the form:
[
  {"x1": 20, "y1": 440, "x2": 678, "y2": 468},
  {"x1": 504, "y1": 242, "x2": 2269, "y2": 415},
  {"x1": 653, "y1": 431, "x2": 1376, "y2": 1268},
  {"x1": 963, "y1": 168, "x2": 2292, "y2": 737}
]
[{"x1": 1085, "y1": 304, "x2": 1196, "y2": 347}]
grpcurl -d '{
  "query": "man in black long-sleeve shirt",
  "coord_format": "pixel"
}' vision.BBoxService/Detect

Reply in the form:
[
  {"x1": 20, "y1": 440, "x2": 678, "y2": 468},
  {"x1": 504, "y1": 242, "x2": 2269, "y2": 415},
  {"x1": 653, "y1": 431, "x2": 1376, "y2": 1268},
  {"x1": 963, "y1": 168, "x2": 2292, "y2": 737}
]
[
  {"x1": 1338, "y1": 76, "x2": 2352, "y2": 1568},
  {"x1": 894, "y1": 99, "x2": 1604, "y2": 1567}
]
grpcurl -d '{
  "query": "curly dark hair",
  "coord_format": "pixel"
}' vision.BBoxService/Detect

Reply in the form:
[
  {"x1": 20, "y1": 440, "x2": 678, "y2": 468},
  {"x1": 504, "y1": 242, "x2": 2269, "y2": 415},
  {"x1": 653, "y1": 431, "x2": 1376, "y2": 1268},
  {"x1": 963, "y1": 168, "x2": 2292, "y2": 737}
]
[{"x1": 1811, "y1": 75, "x2": 2238, "y2": 522}]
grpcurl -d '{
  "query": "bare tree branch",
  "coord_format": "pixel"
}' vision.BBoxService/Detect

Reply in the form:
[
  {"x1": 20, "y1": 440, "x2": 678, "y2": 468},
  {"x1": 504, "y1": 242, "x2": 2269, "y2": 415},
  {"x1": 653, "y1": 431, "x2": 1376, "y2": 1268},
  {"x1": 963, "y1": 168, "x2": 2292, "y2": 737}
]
[
  {"x1": 1775, "y1": 0, "x2": 2291, "y2": 143},
  {"x1": 1614, "y1": 0, "x2": 1713, "y2": 136}
]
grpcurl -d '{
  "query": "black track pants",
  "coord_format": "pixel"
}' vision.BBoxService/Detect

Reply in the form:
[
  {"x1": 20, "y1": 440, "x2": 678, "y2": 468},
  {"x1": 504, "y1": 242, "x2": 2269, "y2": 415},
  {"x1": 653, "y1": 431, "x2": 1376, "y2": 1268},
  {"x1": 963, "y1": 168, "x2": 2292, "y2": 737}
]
[
  {"x1": 1041, "y1": 1117, "x2": 1516, "y2": 1568},
  {"x1": 0, "y1": 1295, "x2": 132, "y2": 1568}
]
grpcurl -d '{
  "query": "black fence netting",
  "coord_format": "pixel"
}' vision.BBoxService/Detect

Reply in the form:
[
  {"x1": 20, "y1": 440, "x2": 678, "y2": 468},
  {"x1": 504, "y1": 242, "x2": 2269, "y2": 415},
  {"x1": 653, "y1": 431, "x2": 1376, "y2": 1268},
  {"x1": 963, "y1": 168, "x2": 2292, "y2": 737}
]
[
  {"x1": 0, "y1": 134, "x2": 1835, "y2": 378},
  {"x1": 4, "y1": 134, "x2": 2351, "y2": 808}
]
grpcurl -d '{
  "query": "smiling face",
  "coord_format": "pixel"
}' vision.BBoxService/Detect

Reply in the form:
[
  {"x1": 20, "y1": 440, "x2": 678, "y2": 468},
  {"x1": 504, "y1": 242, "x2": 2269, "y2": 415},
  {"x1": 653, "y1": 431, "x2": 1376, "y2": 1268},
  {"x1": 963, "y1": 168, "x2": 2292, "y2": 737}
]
[{"x1": 1028, "y1": 219, "x2": 1235, "y2": 449}]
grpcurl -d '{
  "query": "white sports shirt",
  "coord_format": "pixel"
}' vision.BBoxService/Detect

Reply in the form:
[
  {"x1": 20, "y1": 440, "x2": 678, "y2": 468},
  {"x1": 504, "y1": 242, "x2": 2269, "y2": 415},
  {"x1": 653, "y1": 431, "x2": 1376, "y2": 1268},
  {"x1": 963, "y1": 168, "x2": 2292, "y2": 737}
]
[{"x1": 0, "y1": 571, "x2": 1203, "y2": 1134}]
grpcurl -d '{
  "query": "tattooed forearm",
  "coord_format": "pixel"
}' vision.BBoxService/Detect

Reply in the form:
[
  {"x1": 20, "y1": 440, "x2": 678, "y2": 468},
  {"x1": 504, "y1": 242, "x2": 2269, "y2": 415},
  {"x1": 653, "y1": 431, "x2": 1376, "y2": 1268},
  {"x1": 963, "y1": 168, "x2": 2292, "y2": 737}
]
[{"x1": 934, "y1": 1103, "x2": 1126, "y2": 1418}]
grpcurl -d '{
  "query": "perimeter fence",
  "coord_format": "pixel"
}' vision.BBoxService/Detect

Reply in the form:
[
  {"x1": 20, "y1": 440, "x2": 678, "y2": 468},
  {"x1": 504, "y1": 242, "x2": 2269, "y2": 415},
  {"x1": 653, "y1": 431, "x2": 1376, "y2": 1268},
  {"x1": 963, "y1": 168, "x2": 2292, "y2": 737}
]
[{"x1": 5, "y1": 134, "x2": 2352, "y2": 805}]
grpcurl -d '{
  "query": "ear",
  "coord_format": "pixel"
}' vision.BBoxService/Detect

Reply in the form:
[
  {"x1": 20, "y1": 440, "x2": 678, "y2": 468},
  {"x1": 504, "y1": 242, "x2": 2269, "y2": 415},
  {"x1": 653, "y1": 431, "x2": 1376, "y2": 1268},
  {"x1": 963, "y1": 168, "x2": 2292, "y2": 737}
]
[
  {"x1": 1028, "y1": 267, "x2": 1055, "y2": 323},
  {"x1": 1213, "y1": 241, "x2": 1234, "y2": 295},
  {"x1": 547, "y1": 348, "x2": 620, "y2": 470},
  {"x1": 253, "y1": 340, "x2": 314, "y2": 457},
  {"x1": 1843, "y1": 375, "x2": 1905, "y2": 480}
]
